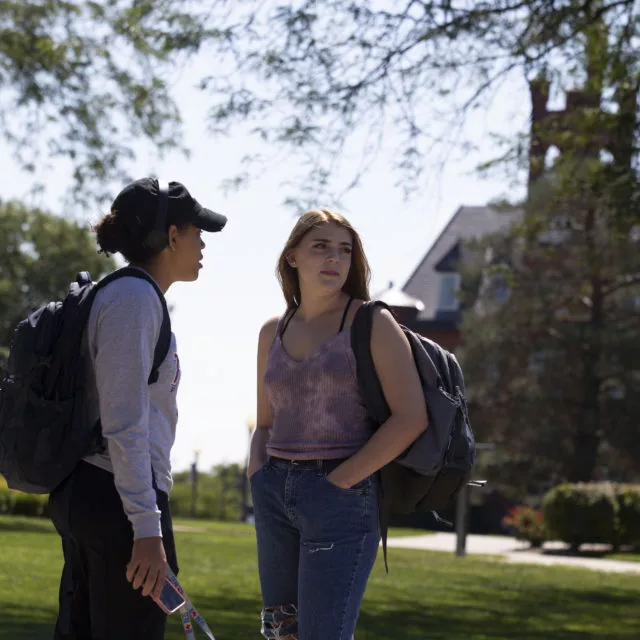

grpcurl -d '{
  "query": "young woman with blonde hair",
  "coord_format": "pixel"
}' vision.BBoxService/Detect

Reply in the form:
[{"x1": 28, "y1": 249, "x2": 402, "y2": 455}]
[{"x1": 248, "y1": 208, "x2": 427, "y2": 639}]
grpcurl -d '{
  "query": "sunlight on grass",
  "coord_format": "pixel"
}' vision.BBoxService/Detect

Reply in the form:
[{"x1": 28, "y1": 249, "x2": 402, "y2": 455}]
[{"x1": 1, "y1": 516, "x2": 639, "y2": 639}]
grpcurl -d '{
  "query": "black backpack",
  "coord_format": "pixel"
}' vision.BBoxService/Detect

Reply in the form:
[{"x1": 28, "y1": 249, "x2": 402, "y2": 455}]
[
  {"x1": 351, "y1": 301, "x2": 483, "y2": 565},
  {"x1": 0, "y1": 267, "x2": 171, "y2": 494}
]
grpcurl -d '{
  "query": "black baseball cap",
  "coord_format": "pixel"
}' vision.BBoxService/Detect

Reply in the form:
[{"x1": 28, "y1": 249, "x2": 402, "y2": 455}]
[{"x1": 112, "y1": 178, "x2": 227, "y2": 232}]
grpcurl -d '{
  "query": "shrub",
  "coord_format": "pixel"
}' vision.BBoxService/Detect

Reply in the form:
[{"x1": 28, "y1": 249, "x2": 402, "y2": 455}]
[
  {"x1": 0, "y1": 484, "x2": 16, "y2": 514},
  {"x1": 170, "y1": 478, "x2": 242, "y2": 521},
  {"x1": 11, "y1": 492, "x2": 48, "y2": 517},
  {"x1": 0, "y1": 476, "x2": 49, "y2": 518},
  {"x1": 543, "y1": 483, "x2": 618, "y2": 550},
  {"x1": 502, "y1": 505, "x2": 547, "y2": 547},
  {"x1": 169, "y1": 482, "x2": 202, "y2": 518},
  {"x1": 170, "y1": 467, "x2": 244, "y2": 521},
  {"x1": 615, "y1": 485, "x2": 640, "y2": 547}
]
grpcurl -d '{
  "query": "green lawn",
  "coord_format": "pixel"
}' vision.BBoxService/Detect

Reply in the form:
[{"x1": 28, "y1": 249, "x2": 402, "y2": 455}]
[
  {"x1": 1, "y1": 516, "x2": 639, "y2": 639},
  {"x1": 386, "y1": 526, "x2": 434, "y2": 538},
  {"x1": 608, "y1": 553, "x2": 640, "y2": 563}
]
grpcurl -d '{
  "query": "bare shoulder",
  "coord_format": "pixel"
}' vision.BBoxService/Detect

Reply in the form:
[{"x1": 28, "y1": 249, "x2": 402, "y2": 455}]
[
  {"x1": 259, "y1": 316, "x2": 280, "y2": 345},
  {"x1": 371, "y1": 305, "x2": 402, "y2": 333},
  {"x1": 370, "y1": 305, "x2": 409, "y2": 356},
  {"x1": 347, "y1": 299, "x2": 401, "y2": 335}
]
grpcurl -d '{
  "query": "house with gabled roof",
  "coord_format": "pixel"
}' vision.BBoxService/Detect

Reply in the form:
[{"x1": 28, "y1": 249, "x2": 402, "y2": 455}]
[{"x1": 377, "y1": 205, "x2": 520, "y2": 351}]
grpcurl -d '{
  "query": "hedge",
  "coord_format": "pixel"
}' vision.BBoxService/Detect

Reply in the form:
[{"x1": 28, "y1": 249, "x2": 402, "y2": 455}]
[
  {"x1": 617, "y1": 485, "x2": 640, "y2": 545},
  {"x1": 543, "y1": 483, "x2": 640, "y2": 550},
  {"x1": 0, "y1": 474, "x2": 243, "y2": 522},
  {"x1": 0, "y1": 477, "x2": 49, "y2": 517}
]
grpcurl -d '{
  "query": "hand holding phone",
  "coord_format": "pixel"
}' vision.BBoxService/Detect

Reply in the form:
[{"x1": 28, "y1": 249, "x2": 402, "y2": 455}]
[
  {"x1": 153, "y1": 576, "x2": 186, "y2": 615},
  {"x1": 155, "y1": 568, "x2": 218, "y2": 639},
  {"x1": 126, "y1": 536, "x2": 167, "y2": 598}
]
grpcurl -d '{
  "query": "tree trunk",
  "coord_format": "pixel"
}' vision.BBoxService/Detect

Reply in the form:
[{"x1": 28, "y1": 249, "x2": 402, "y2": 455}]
[{"x1": 569, "y1": 206, "x2": 603, "y2": 482}]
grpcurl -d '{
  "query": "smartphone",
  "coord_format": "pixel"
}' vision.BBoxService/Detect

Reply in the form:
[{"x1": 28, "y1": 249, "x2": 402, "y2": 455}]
[{"x1": 153, "y1": 577, "x2": 186, "y2": 615}]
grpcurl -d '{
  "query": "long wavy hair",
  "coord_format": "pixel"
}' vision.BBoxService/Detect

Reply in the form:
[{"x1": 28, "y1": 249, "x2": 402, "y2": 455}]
[{"x1": 276, "y1": 208, "x2": 371, "y2": 310}]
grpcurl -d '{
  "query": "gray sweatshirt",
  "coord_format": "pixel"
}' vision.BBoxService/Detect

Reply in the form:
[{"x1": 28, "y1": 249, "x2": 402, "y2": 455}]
[{"x1": 82, "y1": 269, "x2": 181, "y2": 539}]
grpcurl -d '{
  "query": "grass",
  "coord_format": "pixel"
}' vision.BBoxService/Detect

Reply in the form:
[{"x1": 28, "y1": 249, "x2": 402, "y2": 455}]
[
  {"x1": 606, "y1": 552, "x2": 640, "y2": 563},
  {"x1": 172, "y1": 519, "x2": 430, "y2": 538},
  {"x1": 386, "y1": 526, "x2": 434, "y2": 538},
  {"x1": 1, "y1": 516, "x2": 639, "y2": 639}
]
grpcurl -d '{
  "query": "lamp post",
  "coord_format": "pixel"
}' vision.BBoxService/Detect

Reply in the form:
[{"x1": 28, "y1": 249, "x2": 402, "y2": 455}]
[
  {"x1": 190, "y1": 449, "x2": 200, "y2": 519},
  {"x1": 241, "y1": 416, "x2": 256, "y2": 522},
  {"x1": 455, "y1": 443, "x2": 493, "y2": 557}
]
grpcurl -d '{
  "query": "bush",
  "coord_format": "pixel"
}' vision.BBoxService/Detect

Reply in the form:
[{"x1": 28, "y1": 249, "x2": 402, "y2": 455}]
[
  {"x1": 543, "y1": 483, "x2": 640, "y2": 550},
  {"x1": 0, "y1": 476, "x2": 49, "y2": 518},
  {"x1": 170, "y1": 465, "x2": 245, "y2": 521},
  {"x1": 169, "y1": 482, "x2": 202, "y2": 518},
  {"x1": 543, "y1": 483, "x2": 618, "y2": 550},
  {"x1": 615, "y1": 485, "x2": 640, "y2": 547},
  {"x1": 169, "y1": 477, "x2": 243, "y2": 521},
  {"x1": 0, "y1": 484, "x2": 16, "y2": 514},
  {"x1": 11, "y1": 492, "x2": 49, "y2": 517},
  {"x1": 502, "y1": 505, "x2": 547, "y2": 547}
]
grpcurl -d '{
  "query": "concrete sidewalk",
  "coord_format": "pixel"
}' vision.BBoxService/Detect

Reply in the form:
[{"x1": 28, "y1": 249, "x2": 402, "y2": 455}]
[{"x1": 386, "y1": 533, "x2": 640, "y2": 575}]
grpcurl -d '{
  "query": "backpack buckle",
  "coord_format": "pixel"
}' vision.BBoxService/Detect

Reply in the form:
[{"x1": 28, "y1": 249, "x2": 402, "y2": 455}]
[{"x1": 76, "y1": 271, "x2": 92, "y2": 286}]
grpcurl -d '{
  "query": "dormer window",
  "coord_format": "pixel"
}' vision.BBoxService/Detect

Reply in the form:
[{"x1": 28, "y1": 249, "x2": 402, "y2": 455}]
[{"x1": 438, "y1": 273, "x2": 461, "y2": 311}]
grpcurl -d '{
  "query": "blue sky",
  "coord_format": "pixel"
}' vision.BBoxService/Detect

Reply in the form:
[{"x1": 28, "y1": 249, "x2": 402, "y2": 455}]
[{"x1": 0, "y1": 46, "x2": 528, "y2": 473}]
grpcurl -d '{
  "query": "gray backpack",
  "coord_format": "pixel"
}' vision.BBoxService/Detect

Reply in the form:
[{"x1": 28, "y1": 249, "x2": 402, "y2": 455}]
[{"x1": 351, "y1": 301, "x2": 483, "y2": 566}]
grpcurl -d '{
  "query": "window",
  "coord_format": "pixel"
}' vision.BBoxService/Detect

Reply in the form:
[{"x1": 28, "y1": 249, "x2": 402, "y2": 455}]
[
  {"x1": 487, "y1": 273, "x2": 510, "y2": 303},
  {"x1": 538, "y1": 228, "x2": 570, "y2": 245},
  {"x1": 601, "y1": 379, "x2": 625, "y2": 400},
  {"x1": 529, "y1": 351, "x2": 547, "y2": 374},
  {"x1": 538, "y1": 213, "x2": 575, "y2": 246},
  {"x1": 438, "y1": 273, "x2": 461, "y2": 311}
]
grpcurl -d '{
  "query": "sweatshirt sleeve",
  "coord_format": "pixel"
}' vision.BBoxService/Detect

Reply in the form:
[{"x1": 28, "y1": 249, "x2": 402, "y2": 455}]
[{"x1": 91, "y1": 278, "x2": 164, "y2": 539}]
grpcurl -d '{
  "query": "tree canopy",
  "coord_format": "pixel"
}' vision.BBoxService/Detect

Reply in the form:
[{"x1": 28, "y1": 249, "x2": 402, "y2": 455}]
[
  {"x1": 458, "y1": 16, "x2": 640, "y2": 492},
  {"x1": 3, "y1": 2, "x2": 638, "y2": 207},
  {"x1": 0, "y1": 200, "x2": 114, "y2": 372},
  {"x1": 0, "y1": 0, "x2": 219, "y2": 205},
  {"x1": 203, "y1": 0, "x2": 639, "y2": 204}
]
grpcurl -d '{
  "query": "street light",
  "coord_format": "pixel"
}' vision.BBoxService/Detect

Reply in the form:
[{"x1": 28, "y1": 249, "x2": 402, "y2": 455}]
[
  {"x1": 190, "y1": 449, "x2": 200, "y2": 519},
  {"x1": 241, "y1": 416, "x2": 256, "y2": 522},
  {"x1": 455, "y1": 443, "x2": 494, "y2": 557}
]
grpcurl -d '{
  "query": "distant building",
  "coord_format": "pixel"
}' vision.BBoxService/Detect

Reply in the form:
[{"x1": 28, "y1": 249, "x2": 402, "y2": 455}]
[
  {"x1": 387, "y1": 74, "x2": 619, "y2": 350},
  {"x1": 378, "y1": 205, "x2": 519, "y2": 351}
]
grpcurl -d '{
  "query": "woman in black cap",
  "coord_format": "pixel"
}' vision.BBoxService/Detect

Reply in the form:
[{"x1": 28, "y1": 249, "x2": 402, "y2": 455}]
[{"x1": 48, "y1": 178, "x2": 226, "y2": 639}]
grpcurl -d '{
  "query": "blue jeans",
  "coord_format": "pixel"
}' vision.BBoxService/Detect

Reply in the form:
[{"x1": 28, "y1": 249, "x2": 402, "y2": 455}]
[{"x1": 250, "y1": 457, "x2": 380, "y2": 640}]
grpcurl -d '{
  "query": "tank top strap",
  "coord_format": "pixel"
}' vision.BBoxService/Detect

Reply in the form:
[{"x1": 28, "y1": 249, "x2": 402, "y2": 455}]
[
  {"x1": 279, "y1": 307, "x2": 298, "y2": 338},
  {"x1": 278, "y1": 299, "x2": 353, "y2": 340},
  {"x1": 338, "y1": 297, "x2": 355, "y2": 333}
]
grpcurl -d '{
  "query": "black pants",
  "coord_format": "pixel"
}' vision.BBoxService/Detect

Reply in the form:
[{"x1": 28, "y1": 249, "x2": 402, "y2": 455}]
[{"x1": 49, "y1": 461, "x2": 179, "y2": 640}]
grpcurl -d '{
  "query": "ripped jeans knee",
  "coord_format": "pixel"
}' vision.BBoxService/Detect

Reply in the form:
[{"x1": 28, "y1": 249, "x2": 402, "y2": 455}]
[{"x1": 261, "y1": 604, "x2": 298, "y2": 639}]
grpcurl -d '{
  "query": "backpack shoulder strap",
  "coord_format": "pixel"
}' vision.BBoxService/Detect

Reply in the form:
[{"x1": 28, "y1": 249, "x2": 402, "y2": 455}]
[
  {"x1": 446, "y1": 351, "x2": 465, "y2": 396},
  {"x1": 351, "y1": 300, "x2": 396, "y2": 572},
  {"x1": 405, "y1": 332, "x2": 441, "y2": 389},
  {"x1": 95, "y1": 268, "x2": 171, "y2": 384},
  {"x1": 150, "y1": 304, "x2": 171, "y2": 385},
  {"x1": 421, "y1": 337, "x2": 453, "y2": 393},
  {"x1": 351, "y1": 300, "x2": 393, "y2": 425}
]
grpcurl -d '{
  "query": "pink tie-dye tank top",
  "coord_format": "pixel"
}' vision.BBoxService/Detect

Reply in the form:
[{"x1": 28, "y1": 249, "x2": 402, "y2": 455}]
[{"x1": 263, "y1": 314, "x2": 376, "y2": 460}]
